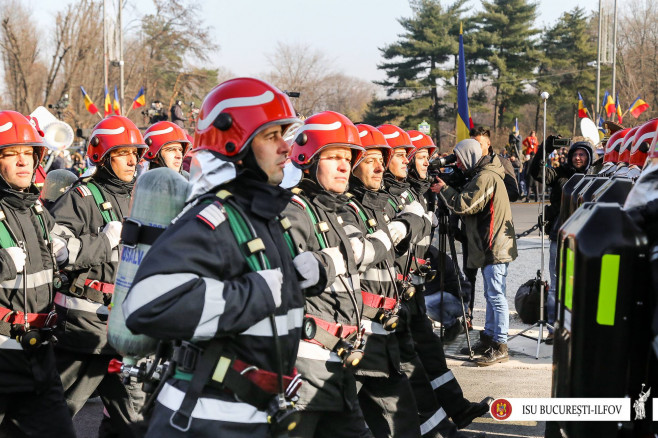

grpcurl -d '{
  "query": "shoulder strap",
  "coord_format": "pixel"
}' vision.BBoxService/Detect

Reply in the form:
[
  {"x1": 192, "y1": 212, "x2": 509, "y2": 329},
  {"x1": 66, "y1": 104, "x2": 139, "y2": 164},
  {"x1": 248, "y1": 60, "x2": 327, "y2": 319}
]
[
  {"x1": 0, "y1": 209, "x2": 15, "y2": 249},
  {"x1": 347, "y1": 199, "x2": 376, "y2": 235},
  {"x1": 290, "y1": 193, "x2": 328, "y2": 249},
  {"x1": 84, "y1": 182, "x2": 119, "y2": 224}
]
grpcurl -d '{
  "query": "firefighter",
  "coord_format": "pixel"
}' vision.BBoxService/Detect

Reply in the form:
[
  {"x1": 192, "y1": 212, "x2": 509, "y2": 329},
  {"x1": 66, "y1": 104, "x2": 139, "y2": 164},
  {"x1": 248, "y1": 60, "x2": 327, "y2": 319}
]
[
  {"x1": 142, "y1": 120, "x2": 192, "y2": 176},
  {"x1": 50, "y1": 115, "x2": 148, "y2": 436},
  {"x1": 0, "y1": 110, "x2": 74, "y2": 437},
  {"x1": 284, "y1": 111, "x2": 379, "y2": 437},
  {"x1": 122, "y1": 77, "x2": 306, "y2": 437}
]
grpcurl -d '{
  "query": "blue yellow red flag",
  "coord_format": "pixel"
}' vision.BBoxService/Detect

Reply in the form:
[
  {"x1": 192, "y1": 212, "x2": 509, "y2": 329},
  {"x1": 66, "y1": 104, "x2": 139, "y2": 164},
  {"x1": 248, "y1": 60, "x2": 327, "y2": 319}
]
[
  {"x1": 604, "y1": 92, "x2": 616, "y2": 117},
  {"x1": 456, "y1": 23, "x2": 471, "y2": 143},
  {"x1": 629, "y1": 96, "x2": 649, "y2": 118},
  {"x1": 103, "y1": 86, "x2": 111, "y2": 117},
  {"x1": 577, "y1": 92, "x2": 588, "y2": 118},
  {"x1": 615, "y1": 94, "x2": 623, "y2": 123},
  {"x1": 80, "y1": 86, "x2": 98, "y2": 115},
  {"x1": 113, "y1": 86, "x2": 121, "y2": 115},
  {"x1": 132, "y1": 87, "x2": 145, "y2": 110}
]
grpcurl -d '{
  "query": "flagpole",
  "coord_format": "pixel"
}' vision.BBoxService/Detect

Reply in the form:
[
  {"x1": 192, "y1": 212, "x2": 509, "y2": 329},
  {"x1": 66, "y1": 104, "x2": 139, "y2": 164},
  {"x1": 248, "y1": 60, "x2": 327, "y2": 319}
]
[
  {"x1": 118, "y1": 0, "x2": 124, "y2": 114},
  {"x1": 611, "y1": 0, "x2": 618, "y2": 97},
  {"x1": 595, "y1": 0, "x2": 602, "y2": 121}
]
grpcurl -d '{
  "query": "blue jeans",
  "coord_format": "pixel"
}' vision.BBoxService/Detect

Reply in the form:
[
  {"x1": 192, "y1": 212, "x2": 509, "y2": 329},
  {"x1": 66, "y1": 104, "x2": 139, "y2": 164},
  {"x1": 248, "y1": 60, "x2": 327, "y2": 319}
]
[
  {"x1": 547, "y1": 240, "x2": 557, "y2": 333},
  {"x1": 482, "y1": 263, "x2": 509, "y2": 344},
  {"x1": 424, "y1": 292, "x2": 465, "y2": 328}
]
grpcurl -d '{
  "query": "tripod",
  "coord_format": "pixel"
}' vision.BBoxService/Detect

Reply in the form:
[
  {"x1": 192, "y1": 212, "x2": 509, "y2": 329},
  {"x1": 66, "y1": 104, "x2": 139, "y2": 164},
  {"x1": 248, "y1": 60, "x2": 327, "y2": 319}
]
[{"x1": 508, "y1": 91, "x2": 553, "y2": 359}]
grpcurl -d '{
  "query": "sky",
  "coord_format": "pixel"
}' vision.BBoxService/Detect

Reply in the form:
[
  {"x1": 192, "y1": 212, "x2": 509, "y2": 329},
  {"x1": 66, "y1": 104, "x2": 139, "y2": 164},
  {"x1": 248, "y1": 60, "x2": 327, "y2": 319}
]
[{"x1": 30, "y1": 0, "x2": 601, "y2": 83}]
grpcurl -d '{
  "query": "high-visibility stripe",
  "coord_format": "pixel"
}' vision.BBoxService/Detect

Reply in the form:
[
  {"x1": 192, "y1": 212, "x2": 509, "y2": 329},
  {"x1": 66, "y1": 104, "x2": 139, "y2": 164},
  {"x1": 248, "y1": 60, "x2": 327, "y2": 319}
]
[
  {"x1": 123, "y1": 273, "x2": 198, "y2": 318},
  {"x1": 369, "y1": 229, "x2": 391, "y2": 252},
  {"x1": 54, "y1": 292, "x2": 109, "y2": 315},
  {"x1": 596, "y1": 254, "x2": 620, "y2": 326},
  {"x1": 361, "y1": 267, "x2": 396, "y2": 283},
  {"x1": 420, "y1": 407, "x2": 447, "y2": 436},
  {"x1": 564, "y1": 248, "x2": 575, "y2": 310},
  {"x1": 0, "y1": 269, "x2": 53, "y2": 289},
  {"x1": 191, "y1": 277, "x2": 227, "y2": 341},
  {"x1": 0, "y1": 334, "x2": 22, "y2": 350},
  {"x1": 296, "y1": 340, "x2": 342, "y2": 362},
  {"x1": 240, "y1": 307, "x2": 304, "y2": 337},
  {"x1": 361, "y1": 240, "x2": 376, "y2": 268},
  {"x1": 157, "y1": 382, "x2": 268, "y2": 423},
  {"x1": 66, "y1": 236, "x2": 82, "y2": 264},
  {"x1": 342, "y1": 224, "x2": 361, "y2": 237},
  {"x1": 430, "y1": 370, "x2": 455, "y2": 390}
]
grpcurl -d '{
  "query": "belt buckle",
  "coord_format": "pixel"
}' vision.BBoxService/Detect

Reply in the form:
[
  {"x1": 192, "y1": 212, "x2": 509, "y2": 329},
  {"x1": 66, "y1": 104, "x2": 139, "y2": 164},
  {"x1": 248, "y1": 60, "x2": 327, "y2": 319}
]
[{"x1": 177, "y1": 342, "x2": 202, "y2": 373}]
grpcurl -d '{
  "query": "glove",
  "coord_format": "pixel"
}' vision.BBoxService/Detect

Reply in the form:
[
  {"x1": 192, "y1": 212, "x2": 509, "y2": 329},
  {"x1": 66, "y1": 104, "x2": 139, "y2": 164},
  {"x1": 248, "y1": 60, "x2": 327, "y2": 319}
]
[
  {"x1": 321, "y1": 246, "x2": 346, "y2": 277},
  {"x1": 102, "y1": 221, "x2": 123, "y2": 248},
  {"x1": 428, "y1": 211, "x2": 439, "y2": 228},
  {"x1": 388, "y1": 221, "x2": 407, "y2": 246},
  {"x1": 52, "y1": 237, "x2": 69, "y2": 264},
  {"x1": 401, "y1": 201, "x2": 425, "y2": 217},
  {"x1": 5, "y1": 247, "x2": 26, "y2": 273},
  {"x1": 255, "y1": 268, "x2": 283, "y2": 308},
  {"x1": 293, "y1": 252, "x2": 320, "y2": 289}
]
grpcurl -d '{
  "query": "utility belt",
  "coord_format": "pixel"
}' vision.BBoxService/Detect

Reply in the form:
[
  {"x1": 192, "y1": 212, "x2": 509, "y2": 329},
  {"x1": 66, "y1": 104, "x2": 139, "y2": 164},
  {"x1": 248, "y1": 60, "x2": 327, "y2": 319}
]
[
  {"x1": 67, "y1": 275, "x2": 115, "y2": 305},
  {"x1": 0, "y1": 306, "x2": 57, "y2": 350},
  {"x1": 301, "y1": 315, "x2": 365, "y2": 368},
  {"x1": 360, "y1": 291, "x2": 399, "y2": 331},
  {"x1": 171, "y1": 341, "x2": 302, "y2": 411}
]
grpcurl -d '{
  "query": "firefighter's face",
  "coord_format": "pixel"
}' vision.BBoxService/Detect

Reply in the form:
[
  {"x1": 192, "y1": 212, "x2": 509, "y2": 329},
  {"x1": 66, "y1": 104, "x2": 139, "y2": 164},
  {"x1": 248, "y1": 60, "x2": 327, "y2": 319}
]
[
  {"x1": 388, "y1": 148, "x2": 409, "y2": 180},
  {"x1": 109, "y1": 147, "x2": 139, "y2": 182},
  {"x1": 316, "y1": 147, "x2": 352, "y2": 194},
  {"x1": 251, "y1": 125, "x2": 290, "y2": 186},
  {"x1": 353, "y1": 149, "x2": 385, "y2": 191},
  {"x1": 0, "y1": 146, "x2": 34, "y2": 191},
  {"x1": 414, "y1": 149, "x2": 430, "y2": 179},
  {"x1": 159, "y1": 143, "x2": 184, "y2": 172}
]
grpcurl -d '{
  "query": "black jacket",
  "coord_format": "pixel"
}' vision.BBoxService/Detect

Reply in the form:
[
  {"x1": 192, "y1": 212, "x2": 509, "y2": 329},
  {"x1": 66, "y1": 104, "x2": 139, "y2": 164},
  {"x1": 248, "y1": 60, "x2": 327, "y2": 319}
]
[{"x1": 50, "y1": 166, "x2": 133, "y2": 354}]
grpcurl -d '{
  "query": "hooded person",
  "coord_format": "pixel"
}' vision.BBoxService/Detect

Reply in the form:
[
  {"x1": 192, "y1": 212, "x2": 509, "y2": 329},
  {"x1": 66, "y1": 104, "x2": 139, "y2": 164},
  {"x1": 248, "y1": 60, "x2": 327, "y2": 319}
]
[
  {"x1": 436, "y1": 138, "x2": 517, "y2": 366},
  {"x1": 122, "y1": 77, "x2": 308, "y2": 438},
  {"x1": 142, "y1": 121, "x2": 192, "y2": 178},
  {"x1": 49, "y1": 115, "x2": 149, "y2": 436},
  {"x1": 0, "y1": 111, "x2": 75, "y2": 437},
  {"x1": 529, "y1": 137, "x2": 594, "y2": 343}
]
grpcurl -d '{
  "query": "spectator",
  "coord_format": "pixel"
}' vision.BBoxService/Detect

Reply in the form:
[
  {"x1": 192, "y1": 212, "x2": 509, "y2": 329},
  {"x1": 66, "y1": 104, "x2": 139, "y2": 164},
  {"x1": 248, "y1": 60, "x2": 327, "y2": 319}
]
[
  {"x1": 523, "y1": 130, "x2": 539, "y2": 155},
  {"x1": 170, "y1": 100, "x2": 185, "y2": 128}
]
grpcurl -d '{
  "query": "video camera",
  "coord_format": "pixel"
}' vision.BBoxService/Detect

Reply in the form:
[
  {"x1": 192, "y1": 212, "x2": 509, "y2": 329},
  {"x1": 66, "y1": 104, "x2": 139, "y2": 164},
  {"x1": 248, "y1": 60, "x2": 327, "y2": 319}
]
[{"x1": 428, "y1": 154, "x2": 467, "y2": 189}]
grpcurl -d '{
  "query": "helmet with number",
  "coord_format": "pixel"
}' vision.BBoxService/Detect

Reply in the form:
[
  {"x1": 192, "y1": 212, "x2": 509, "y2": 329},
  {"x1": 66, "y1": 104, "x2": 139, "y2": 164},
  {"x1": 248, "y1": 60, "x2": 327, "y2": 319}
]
[
  {"x1": 143, "y1": 121, "x2": 191, "y2": 161},
  {"x1": 603, "y1": 128, "x2": 630, "y2": 163},
  {"x1": 377, "y1": 124, "x2": 415, "y2": 156},
  {"x1": 618, "y1": 126, "x2": 640, "y2": 164},
  {"x1": 0, "y1": 110, "x2": 47, "y2": 167},
  {"x1": 193, "y1": 77, "x2": 300, "y2": 161},
  {"x1": 355, "y1": 124, "x2": 392, "y2": 168},
  {"x1": 290, "y1": 111, "x2": 364, "y2": 169},
  {"x1": 406, "y1": 130, "x2": 437, "y2": 159},
  {"x1": 630, "y1": 118, "x2": 658, "y2": 167},
  {"x1": 87, "y1": 116, "x2": 147, "y2": 164}
]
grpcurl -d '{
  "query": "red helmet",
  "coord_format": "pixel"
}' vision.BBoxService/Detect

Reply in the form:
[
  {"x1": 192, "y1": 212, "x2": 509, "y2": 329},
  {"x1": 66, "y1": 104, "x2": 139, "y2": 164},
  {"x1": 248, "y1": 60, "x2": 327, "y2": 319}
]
[
  {"x1": 603, "y1": 128, "x2": 630, "y2": 163},
  {"x1": 618, "y1": 126, "x2": 640, "y2": 164},
  {"x1": 377, "y1": 124, "x2": 415, "y2": 156},
  {"x1": 143, "y1": 121, "x2": 191, "y2": 161},
  {"x1": 290, "y1": 111, "x2": 364, "y2": 169},
  {"x1": 87, "y1": 116, "x2": 147, "y2": 164},
  {"x1": 193, "y1": 77, "x2": 300, "y2": 161},
  {"x1": 355, "y1": 124, "x2": 392, "y2": 168},
  {"x1": 630, "y1": 118, "x2": 658, "y2": 167},
  {"x1": 407, "y1": 130, "x2": 437, "y2": 159},
  {"x1": 0, "y1": 110, "x2": 47, "y2": 166}
]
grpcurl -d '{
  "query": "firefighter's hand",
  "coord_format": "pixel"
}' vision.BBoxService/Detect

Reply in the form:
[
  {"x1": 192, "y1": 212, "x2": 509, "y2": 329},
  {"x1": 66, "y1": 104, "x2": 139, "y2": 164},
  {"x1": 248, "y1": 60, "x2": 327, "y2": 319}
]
[
  {"x1": 255, "y1": 268, "x2": 282, "y2": 308},
  {"x1": 52, "y1": 237, "x2": 68, "y2": 264},
  {"x1": 5, "y1": 247, "x2": 26, "y2": 273},
  {"x1": 388, "y1": 221, "x2": 407, "y2": 246},
  {"x1": 293, "y1": 251, "x2": 320, "y2": 289},
  {"x1": 102, "y1": 221, "x2": 122, "y2": 248},
  {"x1": 321, "y1": 247, "x2": 346, "y2": 277}
]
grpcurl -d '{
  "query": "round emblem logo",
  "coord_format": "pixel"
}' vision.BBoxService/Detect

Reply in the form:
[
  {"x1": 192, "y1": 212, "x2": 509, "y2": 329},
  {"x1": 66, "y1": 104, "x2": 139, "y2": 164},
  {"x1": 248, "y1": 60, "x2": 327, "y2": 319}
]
[{"x1": 491, "y1": 398, "x2": 512, "y2": 420}]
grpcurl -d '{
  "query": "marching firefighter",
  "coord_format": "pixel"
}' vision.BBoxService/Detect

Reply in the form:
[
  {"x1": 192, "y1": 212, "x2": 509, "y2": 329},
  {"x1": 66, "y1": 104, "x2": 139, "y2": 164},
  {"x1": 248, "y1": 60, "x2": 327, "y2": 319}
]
[
  {"x1": 346, "y1": 123, "x2": 427, "y2": 437},
  {"x1": 283, "y1": 111, "x2": 376, "y2": 437},
  {"x1": 50, "y1": 115, "x2": 148, "y2": 436},
  {"x1": 142, "y1": 121, "x2": 192, "y2": 176},
  {"x1": 122, "y1": 78, "x2": 306, "y2": 437},
  {"x1": 0, "y1": 110, "x2": 74, "y2": 437}
]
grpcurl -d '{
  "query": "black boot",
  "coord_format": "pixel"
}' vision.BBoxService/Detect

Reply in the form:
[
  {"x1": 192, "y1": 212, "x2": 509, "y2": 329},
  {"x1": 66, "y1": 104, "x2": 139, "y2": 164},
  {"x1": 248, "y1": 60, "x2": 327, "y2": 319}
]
[
  {"x1": 460, "y1": 332, "x2": 491, "y2": 355},
  {"x1": 475, "y1": 342, "x2": 509, "y2": 366},
  {"x1": 452, "y1": 397, "x2": 494, "y2": 429}
]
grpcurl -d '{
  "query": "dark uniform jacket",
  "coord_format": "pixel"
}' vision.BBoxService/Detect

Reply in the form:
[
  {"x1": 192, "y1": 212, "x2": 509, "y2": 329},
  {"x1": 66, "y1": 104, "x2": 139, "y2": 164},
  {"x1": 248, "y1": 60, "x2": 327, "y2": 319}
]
[
  {"x1": 0, "y1": 183, "x2": 60, "y2": 392},
  {"x1": 124, "y1": 170, "x2": 304, "y2": 422},
  {"x1": 50, "y1": 166, "x2": 133, "y2": 354}
]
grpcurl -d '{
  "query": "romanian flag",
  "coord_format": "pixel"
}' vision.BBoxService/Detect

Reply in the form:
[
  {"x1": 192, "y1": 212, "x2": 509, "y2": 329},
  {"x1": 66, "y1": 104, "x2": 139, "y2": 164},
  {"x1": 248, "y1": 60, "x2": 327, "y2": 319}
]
[
  {"x1": 113, "y1": 86, "x2": 121, "y2": 115},
  {"x1": 577, "y1": 92, "x2": 588, "y2": 118},
  {"x1": 103, "y1": 86, "x2": 111, "y2": 117},
  {"x1": 629, "y1": 97, "x2": 649, "y2": 118},
  {"x1": 615, "y1": 93, "x2": 623, "y2": 123},
  {"x1": 132, "y1": 87, "x2": 145, "y2": 109},
  {"x1": 604, "y1": 92, "x2": 616, "y2": 117},
  {"x1": 514, "y1": 118, "x2": 519, "y2": 135},
  {"x1": 456, "y1": 23, "x2": 472, "y2": 143},
  {"x1": 80, "y1": 86, "x2": 98, "y2": 114}
]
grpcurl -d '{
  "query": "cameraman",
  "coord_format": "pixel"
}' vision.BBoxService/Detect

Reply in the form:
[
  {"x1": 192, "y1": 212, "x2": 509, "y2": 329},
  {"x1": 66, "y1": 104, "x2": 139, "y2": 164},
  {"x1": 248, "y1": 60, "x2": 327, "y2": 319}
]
[
  {"x1": 435, "y1": 139, "x2": 518, "y2": 366},
  {"x1": 529, "y1": 136, "x2": 593, "y2": 343},
  {"x1": 170, "y1": 99, "x2": 185, "y2": 128}
]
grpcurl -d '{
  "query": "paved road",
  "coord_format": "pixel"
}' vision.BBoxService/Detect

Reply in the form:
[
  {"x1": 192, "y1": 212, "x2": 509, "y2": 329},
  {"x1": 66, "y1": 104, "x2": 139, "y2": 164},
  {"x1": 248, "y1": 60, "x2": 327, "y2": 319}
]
[{"x1": 73, "y1": 201, "x2": 553, "y2": 437}]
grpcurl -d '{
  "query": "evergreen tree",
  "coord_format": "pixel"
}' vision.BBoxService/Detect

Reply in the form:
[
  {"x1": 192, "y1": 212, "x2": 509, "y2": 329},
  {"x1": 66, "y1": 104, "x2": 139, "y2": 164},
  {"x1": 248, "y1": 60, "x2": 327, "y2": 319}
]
[{"x1": 475, "y1": 0, "x2": 541, "y2": 131}]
